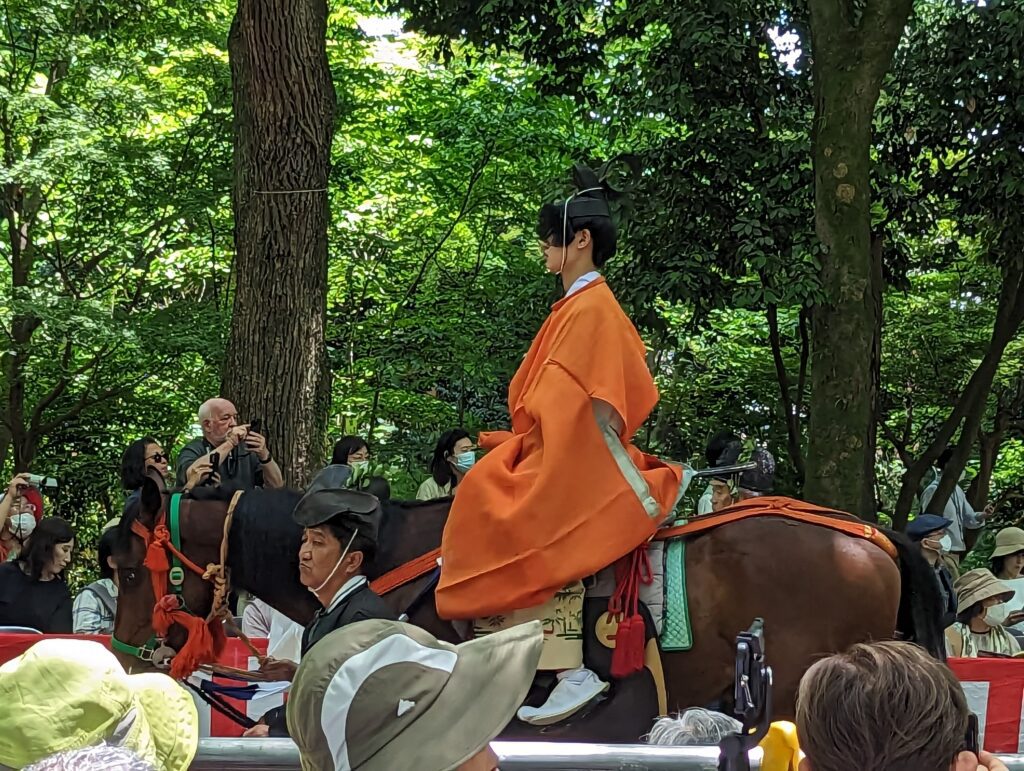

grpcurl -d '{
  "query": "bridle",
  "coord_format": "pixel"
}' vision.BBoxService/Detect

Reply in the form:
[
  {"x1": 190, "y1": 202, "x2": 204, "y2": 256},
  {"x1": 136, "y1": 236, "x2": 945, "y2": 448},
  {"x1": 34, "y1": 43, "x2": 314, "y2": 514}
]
[{"x1": 112, "y1": 490, "x2": 243, "y2": 679}]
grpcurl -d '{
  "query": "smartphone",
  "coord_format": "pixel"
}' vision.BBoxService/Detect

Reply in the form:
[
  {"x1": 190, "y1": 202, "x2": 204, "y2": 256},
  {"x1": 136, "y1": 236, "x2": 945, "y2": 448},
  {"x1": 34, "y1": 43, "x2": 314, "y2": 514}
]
[
  {"x1": 202, "y1": 452, "x2": 220, "y2": 486},
  {"x1": 964, "y1": 713, "x2": 979, "y2": 756},
  {"x1": 249, "y1": 418, "x2": 263, "y2": 436}
]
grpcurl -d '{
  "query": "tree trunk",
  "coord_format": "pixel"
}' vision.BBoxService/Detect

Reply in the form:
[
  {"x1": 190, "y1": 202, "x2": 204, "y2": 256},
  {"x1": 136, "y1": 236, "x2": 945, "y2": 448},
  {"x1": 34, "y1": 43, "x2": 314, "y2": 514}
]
[
  {"x1": 225, "y1": 0, "x2": 336, "y2": 488},
  {"x1": 766, "y1": 304, "x2": 806, "y2": 485},
  {"x1": 804, "y1": 0, "x2": 912, "y2": 516},
  {"x1": 891, "y1": 265, "x2": 1024, "y2": 527}
]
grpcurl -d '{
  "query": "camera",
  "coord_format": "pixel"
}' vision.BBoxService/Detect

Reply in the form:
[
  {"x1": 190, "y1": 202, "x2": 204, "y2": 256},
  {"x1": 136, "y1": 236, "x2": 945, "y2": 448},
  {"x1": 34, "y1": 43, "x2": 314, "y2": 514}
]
[{"x1": 24, "y1": 474, "x2": 57, "y2": 489}]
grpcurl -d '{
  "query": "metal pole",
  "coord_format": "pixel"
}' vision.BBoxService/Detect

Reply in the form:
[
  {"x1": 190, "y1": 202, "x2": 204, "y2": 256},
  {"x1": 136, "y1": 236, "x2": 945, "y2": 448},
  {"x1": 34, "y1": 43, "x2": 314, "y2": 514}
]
[{"x1": 190, "y1": 739, "x2": 1024, "y2": 770}]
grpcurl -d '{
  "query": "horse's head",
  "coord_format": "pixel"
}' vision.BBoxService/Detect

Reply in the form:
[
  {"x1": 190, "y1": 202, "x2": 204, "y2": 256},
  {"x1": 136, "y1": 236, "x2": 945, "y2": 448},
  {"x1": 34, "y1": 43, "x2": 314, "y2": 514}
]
[{"x1": 111, "y1": 473, "x2": 228, "y2": 678}]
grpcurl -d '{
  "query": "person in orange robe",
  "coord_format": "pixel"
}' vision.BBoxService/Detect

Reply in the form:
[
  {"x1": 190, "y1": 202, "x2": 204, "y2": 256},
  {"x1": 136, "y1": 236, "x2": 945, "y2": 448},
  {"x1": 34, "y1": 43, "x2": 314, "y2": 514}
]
[{"x1": 437, "y1": 167, "x2": 684, "y2": 725}]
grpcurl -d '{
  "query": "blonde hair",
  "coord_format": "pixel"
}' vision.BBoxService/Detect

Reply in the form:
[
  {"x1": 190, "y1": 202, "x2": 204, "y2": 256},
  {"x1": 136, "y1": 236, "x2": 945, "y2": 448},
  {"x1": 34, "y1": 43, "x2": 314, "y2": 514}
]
[{"x1": 796, "y1": 641, "x2": 967, "y2": 771}]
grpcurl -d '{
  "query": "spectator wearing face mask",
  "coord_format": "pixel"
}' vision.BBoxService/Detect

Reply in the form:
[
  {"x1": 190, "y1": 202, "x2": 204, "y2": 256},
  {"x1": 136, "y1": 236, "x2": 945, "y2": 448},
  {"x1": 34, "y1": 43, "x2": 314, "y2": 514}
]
[
  {"x1": 417, "y1": 429, "x2": 476, "y2": 501},
  {"x1": 0, "y1": 474, "x2": 43, "y2": 562},
  {"x1": 0, "y1": 516, "x2": 75, "y2": 632},
  {"x1": 946, "y1": 568, "x2": 1020, "y2": 657},
  {"x1": 330, "y1": 436, "x2": 370, "y2": 469},
  {"x1": 907, "y1": 514, "x2": 957, "y2": 629}
]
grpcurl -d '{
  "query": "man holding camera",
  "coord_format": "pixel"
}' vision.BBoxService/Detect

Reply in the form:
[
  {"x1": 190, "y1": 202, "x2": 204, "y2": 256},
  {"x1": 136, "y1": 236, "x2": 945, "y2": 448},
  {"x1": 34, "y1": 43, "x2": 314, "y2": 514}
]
[{"x1": 175, "y1": 398, "x2": 283, "y2": 491}]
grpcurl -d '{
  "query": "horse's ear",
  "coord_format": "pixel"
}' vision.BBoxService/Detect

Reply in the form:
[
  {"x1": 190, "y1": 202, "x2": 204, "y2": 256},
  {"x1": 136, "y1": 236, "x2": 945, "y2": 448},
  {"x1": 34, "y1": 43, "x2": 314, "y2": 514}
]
[
  {"x1": 145, "y1": 467, "x2": 167, "y2": 491},
  {"x1": 139, "y1": 475, "x2": 164, "y2": 527}
]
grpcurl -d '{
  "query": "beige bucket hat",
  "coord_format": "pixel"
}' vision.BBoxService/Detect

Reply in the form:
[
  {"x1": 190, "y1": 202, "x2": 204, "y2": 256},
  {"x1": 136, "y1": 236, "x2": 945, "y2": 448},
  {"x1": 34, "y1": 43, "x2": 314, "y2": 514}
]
[
  {"x1": 0, "y1": 638, "x2": 198, "y2": 770},
  {"x1": 287, "y1": 619, "x2": 543, "y2": 771},
  {"x1": 992, "y1": 527, "x2": 1024, "y2": 559},
  {"x1": 954, "y1": 568, "x2": 1015, "y2": 615}
]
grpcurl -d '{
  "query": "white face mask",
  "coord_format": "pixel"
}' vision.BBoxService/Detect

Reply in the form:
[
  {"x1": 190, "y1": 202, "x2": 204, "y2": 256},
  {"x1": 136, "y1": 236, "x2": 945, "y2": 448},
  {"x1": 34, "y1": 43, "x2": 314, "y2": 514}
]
[
  {"x1": 350, "y1": 460, "x2": 369, "y2": 472},
  {"x1": 9, "y1": 513, "x2": 35, "y2": 541},
  {"x1": 939, "y1": 533, "x2": 953, "y2": 553},
  {"x1": 985, "y1": 602, "x2": 1010, "y2": 626}
]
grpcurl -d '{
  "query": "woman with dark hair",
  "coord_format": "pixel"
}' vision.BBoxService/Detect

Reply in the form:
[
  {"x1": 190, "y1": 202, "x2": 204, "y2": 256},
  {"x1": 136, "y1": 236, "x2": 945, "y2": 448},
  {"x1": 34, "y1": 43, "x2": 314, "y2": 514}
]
[
  {"x1": 416, "y1": 429, "x2": 475, "y2": 501},
  {"x1": 72, "y1": 525, "x2": 120, "y2": 634},
  {"x1": 330, "y1": 436, "x2": 370, "y2": 469},
  {"x1": 0, "y1": 516, "x2": 75, "y2": 632},
  {"x1": 120, "y1": 436, "x2": 169, "y2": 512}
]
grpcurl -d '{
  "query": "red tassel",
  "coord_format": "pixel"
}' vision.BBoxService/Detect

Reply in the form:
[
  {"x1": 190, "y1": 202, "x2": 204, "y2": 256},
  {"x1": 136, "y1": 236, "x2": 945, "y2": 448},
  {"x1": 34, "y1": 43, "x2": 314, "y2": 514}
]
[
  {"x1": 610, "y1": 613, "x2": 646, "y2": 678},
  {"x1": 608, "y1": 545, "x2": 652, "y2": 679}
]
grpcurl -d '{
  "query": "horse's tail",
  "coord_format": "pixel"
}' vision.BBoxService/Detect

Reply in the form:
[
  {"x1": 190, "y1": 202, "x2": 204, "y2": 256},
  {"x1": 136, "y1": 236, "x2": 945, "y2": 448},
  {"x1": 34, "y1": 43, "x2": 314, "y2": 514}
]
[{"x1": 882, "y1": 527, "x2": 946, "y2": 660}]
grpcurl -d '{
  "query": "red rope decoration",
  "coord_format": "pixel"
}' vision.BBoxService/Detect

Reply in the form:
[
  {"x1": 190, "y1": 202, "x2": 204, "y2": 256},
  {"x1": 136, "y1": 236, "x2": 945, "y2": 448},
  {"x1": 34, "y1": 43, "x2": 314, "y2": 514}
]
[{"x1": 131, "y1": 512, "x2": 227, "y2": 680}]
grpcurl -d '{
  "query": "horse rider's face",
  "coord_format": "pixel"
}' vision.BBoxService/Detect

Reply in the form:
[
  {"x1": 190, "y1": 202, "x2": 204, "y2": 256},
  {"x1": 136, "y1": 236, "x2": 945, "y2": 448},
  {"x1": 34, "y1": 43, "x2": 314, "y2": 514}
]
[
  {"x1": 710, "y1": 481, "x2": 733, "y2": 512},
  {"x1": 299, "y1": 526, "x2": 360, "y2": 593}
]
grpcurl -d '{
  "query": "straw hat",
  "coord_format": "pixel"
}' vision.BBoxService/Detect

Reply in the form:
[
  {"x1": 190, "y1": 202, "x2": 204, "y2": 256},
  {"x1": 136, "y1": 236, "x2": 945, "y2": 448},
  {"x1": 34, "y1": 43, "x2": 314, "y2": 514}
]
[
  {"x1": 0, "y1": 639, "x2": 198, "y2": 770},
  {"x1": 954, "y1": 568, "x2": 1015, "y2": 615},
  {"x1": 287, "y1": 619, "x2": 543, "y2": 771},
  {"x1": 991, "y1": 527, "x2": 1024, "y2": 559}
]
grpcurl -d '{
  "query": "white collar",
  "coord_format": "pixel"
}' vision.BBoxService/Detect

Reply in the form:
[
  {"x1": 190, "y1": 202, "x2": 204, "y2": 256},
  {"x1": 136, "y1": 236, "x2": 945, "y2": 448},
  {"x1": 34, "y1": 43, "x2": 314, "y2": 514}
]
[
  {"x1": 324, "y1": 575, "x2": 367, "y2": 613},
  {"x1": 565, "y1": 270, "x2": 601, "y2": 297}
]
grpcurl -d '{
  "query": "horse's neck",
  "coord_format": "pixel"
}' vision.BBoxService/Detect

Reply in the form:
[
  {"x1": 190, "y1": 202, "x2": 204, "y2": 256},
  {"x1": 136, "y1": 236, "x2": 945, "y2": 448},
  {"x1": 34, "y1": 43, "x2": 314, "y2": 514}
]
[
  {"x1": 376, "y1": 498, "x2": 452, "y2": 576},
  {"x1": 221, "y1": 496, "x2": 320, "y2": 627}
]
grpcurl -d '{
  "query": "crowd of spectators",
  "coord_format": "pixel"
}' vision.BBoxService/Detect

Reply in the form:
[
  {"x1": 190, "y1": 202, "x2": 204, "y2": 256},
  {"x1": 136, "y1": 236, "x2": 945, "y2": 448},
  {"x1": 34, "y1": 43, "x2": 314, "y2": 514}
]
[{"x1": 0, "y1": 392, "x2": 473, "y2": 634}]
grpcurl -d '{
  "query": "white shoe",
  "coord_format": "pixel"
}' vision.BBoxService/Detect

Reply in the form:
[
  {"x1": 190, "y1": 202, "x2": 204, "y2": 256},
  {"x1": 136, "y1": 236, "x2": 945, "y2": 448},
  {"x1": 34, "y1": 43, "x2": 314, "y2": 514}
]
[{"x1": 516, "y1": 667, "x2": 609, "y2": 726}]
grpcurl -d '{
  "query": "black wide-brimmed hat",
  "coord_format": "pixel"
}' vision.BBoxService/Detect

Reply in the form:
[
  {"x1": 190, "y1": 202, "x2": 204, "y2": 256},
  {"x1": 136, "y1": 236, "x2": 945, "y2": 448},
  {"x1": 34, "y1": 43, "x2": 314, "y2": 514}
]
[{"x1": 292, "y1": 465, "x2": 382, "y2": 542}]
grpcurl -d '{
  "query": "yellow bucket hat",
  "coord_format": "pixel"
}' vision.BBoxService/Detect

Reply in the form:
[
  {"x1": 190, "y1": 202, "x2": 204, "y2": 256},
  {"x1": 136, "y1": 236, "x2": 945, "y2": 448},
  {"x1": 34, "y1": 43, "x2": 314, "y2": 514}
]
[{"x1": 0, "y1": 638, "x2": 198, "y2": 770}]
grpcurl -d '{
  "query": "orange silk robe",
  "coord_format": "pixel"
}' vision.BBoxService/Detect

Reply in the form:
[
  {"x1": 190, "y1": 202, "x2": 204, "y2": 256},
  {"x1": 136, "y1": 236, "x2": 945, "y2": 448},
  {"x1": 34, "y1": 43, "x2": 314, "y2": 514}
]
[{"x1": 436, "y1": 278, "x2": 683, "y2": 619}]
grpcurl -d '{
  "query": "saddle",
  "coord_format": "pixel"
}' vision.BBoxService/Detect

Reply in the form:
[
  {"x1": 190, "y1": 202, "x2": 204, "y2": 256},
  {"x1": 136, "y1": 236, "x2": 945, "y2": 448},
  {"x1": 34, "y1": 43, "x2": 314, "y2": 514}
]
[{"x1": 369, "y1": 496, "x2": 895, "y2": 738}]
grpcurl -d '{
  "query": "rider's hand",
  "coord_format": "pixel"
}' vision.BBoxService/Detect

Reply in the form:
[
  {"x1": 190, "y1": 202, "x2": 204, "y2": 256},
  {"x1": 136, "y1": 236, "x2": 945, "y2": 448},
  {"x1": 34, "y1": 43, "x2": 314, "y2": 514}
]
[
  {"x1": 6, "y1": 474, "x2": 29, "y2": 497},
  {"x1": 242, "y1": 722, "x2": 270, "y2": 738},
  {"x1": 983, "y1": 502, "x2": 997, "y2": 519},
  {"x1": 258, "y1": 657, "x2": 298, "y2": 682}
]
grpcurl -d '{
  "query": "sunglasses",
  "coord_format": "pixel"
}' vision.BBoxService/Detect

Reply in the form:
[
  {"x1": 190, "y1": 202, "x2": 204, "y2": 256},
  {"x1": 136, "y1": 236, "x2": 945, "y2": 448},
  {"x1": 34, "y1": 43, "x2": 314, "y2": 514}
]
[{"x1": 147, "y1": 452, "x2": 169, "y2": 463}]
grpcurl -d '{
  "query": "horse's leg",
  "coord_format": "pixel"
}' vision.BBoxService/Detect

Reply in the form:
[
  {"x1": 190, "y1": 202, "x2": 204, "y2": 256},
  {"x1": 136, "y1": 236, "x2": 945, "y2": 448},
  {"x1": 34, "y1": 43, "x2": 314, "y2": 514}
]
[{"x1": 663, "y1": 519, "x2": 901, "y2": 718}]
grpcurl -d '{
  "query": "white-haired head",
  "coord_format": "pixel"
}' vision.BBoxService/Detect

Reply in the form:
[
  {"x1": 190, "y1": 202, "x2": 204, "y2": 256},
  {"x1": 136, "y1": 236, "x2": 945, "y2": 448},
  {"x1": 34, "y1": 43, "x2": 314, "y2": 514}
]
[
  {"x1": 646, "y1": 708, "x2": 742, "y2": 746},
  {"x1": 197, "y1": 397, "x2": 238, "y2": 445},
  {"x1": 25, "y1": 745, "x2": 155, "y2": 771}
]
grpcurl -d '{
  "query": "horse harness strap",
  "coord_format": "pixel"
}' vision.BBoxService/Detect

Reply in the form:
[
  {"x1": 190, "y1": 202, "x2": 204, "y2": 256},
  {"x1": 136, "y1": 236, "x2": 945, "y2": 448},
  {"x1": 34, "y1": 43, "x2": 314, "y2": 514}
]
[
  {"x1": 113, "y1": 491, "x2": 247, "y2": 669},
  {"x1": 371, "y1": 548, "x2": 443, "y2": 596},
  {"x1": 169, "y1": 494, "x2": 186, "y2": 592},
  {"x1": 653, "y1": 495, "x2": 898, "y2": 561}
]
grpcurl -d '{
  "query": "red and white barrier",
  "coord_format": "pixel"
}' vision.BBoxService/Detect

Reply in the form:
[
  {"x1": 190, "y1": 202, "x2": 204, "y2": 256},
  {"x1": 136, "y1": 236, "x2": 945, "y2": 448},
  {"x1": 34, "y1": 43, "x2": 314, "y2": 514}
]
[
  {"x1": 949, "y1": 657, "x2": 1024, "y2": 754},
  {"x1": 0, "y1": 634, "x2": 278, "y2": 738}
]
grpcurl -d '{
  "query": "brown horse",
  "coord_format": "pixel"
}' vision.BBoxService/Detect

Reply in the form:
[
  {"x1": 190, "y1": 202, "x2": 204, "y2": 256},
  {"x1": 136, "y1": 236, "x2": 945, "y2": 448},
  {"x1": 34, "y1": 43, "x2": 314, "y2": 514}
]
[{"x1": 111, "y1": 477, "x2": 943, "y2": 741}]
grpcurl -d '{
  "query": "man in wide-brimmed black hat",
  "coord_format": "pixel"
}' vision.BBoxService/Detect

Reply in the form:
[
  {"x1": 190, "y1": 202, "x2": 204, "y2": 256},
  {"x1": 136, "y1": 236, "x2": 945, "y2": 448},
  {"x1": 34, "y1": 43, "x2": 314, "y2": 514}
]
[
  {"x1": 249, "y1": 465, "x2": 395, "y2": 737},
  {"x1": 291, "y1": 465, "x2": 395, "y2": 652}
]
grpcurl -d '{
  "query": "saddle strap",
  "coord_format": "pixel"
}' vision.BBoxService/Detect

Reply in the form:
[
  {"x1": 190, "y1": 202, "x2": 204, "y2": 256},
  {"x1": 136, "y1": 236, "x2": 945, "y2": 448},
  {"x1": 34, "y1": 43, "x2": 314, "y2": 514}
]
[
  {"x1": 371, "y1": 548, "x2": 442, "y2": 596},
  {"x1": 653, "y1": 496, "x2": 897, "y2": 561}
]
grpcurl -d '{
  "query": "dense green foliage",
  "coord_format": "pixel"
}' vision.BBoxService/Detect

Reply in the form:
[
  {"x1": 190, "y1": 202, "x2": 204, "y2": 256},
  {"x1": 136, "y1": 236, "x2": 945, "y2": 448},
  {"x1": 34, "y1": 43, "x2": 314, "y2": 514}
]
[{"x1": 2, "y1": 0, "x2": 1022, "y2": 589}]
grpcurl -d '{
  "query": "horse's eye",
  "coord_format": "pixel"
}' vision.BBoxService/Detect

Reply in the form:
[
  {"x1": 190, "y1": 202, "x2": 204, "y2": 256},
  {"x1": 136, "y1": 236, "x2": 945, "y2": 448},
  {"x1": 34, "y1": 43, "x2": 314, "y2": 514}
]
[{"x1": 122, "y1": 569, "x2": 137, "y2": 584}]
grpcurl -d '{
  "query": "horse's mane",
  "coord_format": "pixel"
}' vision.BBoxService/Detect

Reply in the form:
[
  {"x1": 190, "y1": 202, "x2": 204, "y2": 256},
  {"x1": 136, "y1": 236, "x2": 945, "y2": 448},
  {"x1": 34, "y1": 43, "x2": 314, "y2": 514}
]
[{"x1": 374, "y1": 496, "x2": 452, "y2": 578}]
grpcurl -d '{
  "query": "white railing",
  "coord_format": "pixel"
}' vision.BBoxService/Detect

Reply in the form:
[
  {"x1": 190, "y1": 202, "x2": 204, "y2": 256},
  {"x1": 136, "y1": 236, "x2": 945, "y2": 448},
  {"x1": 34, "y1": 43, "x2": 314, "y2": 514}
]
[{"x1": 189, "y1": 739, "x2": 1024, "y2": 770}]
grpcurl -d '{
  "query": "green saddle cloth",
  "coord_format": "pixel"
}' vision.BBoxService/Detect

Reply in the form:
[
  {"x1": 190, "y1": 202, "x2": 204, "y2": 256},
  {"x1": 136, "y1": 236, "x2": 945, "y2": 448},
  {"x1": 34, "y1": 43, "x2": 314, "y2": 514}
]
[{"x1": 660, "y1": 535, "x2": 693, "y2": 651}]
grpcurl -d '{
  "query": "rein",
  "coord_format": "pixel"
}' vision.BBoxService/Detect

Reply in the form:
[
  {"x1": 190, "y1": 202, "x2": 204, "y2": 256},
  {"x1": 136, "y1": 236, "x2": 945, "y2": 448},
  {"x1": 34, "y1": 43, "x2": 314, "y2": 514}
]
[{"x1": 113, "y1": 490, "x2": 250, "y2": 680}]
